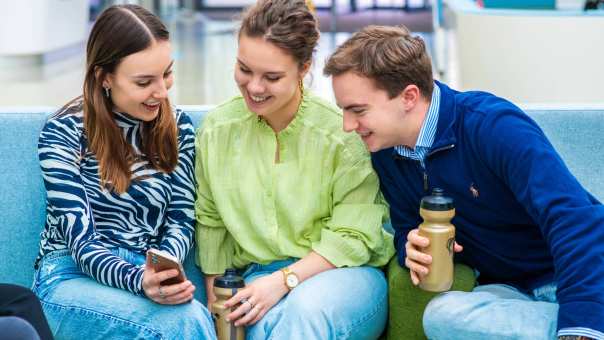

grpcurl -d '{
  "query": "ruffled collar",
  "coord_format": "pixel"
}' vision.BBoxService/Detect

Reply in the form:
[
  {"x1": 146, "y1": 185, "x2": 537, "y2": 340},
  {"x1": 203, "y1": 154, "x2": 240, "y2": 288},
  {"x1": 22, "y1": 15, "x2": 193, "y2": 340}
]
[{"x1": 254, "y1": 89, "x2": 311, "y2": 136}]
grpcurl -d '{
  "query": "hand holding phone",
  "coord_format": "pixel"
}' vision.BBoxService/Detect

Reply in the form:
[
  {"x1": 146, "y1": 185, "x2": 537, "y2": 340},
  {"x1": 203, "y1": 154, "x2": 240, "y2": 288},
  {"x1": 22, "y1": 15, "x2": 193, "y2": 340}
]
[{"x1": 145, "y1": 248, "x2": 187, "y2": 286}]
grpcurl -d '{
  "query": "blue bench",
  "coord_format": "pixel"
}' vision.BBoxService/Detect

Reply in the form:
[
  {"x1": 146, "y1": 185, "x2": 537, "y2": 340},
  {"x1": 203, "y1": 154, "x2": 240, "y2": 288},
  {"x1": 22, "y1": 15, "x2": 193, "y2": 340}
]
[{"x1": 1, "y1": 106, "x2": 603, "y2": 339}]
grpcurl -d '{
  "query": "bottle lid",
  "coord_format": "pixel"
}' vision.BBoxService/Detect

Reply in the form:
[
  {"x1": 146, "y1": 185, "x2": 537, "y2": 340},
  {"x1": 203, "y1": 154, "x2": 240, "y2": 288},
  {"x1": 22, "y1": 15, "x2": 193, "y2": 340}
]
[
  {"x1": 214, "y1": 268, "x2": 245, "y2": 288},
  {"x1": 421, "y1": 188, "x2": 454, "y2": 211}
]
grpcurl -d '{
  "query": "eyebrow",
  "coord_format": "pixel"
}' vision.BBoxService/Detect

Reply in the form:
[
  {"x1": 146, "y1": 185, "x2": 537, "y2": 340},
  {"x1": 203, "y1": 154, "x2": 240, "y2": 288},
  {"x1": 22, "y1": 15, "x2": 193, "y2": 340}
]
[
  {"x1": 132, "y1": 60, "x2": 174, "y2": 79},
  {"x1": 342, "y1": 103, "x2": 368, "y2": 111},
  {"x1": 237, "y1": 59, "x2": 285, "y2": 76}
]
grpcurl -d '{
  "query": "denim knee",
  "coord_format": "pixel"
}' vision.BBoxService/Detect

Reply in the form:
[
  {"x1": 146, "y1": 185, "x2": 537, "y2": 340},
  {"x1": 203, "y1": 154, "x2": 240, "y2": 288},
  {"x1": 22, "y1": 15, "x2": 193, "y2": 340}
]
[
  {"x1": 423, "y1": 291, "x2": 465, "y2": 338},
  {"x1": 175, "y1": 300, "x2": 217, "y2": 338}
]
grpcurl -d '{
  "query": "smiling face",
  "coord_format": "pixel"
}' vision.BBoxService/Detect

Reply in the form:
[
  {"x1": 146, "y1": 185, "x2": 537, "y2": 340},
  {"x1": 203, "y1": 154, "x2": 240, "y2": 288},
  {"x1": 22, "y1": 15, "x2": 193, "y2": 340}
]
[
  {"x1": 332, "y1": 71, "x2": 426, "y2": 152},
  {"x1": 103, "y1": 40, "x2": 173, "y2": 121},
  {"x1": 234, "y1": 34, "x2": 309, "y2": 126}
]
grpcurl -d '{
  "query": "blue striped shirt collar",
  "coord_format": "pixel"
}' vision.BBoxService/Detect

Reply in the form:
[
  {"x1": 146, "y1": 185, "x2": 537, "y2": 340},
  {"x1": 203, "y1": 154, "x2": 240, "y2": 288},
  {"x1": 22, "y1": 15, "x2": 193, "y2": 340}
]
[{"x1": 394, "y1": 83, "x2": 440, "y2": 163}]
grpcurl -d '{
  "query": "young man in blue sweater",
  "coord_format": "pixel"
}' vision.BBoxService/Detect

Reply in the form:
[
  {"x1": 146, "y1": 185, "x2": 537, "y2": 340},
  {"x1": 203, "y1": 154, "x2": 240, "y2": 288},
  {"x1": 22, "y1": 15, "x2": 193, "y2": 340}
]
[{"x1": 324, "y1": 25, "x2": 604, "y2": 340}]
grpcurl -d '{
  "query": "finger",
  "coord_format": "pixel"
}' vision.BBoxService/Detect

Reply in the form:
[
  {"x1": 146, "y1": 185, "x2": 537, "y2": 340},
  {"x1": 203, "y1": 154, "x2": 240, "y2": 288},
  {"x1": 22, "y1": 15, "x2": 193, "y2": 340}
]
[
  {"x1": 234, "y1": 304, "x2": 261, "y2": 326},
  {"x1": 166, "y1": 292, "x2": 195, "y2": 305},
  {"x1": 225, "y1": 289, "x2": 250, "y2": 308},
  {"x1": 165, "y1": 295, "x2": 194, "y2": 305},
  {"x1": 406, "y1": 247, "x2": 432, "y2": 265},
  {"x1": 454, "y1": 242, "x2": 464, "y2": 252},
  {"x1": 408, "y1": 230, "x2": 429, "y2": 247},
  {"x1": 410, "y1": 269, "x2": 420, "y2": 286},
  {"x1": 226, "y1": 301, "x2": 250, "y2": 322},
  {"x1": 165, "y1": 285, "x2": 195, "y2": 303},
  {"x1": 152, "y1": 269, "x2": 180, "y2": 286},
  {"x1": 162, "y1": 280, "x2": 194, "y2": 297},
  {"x1": 405, "y1": 257, "x2": 429, "y2": 276}
]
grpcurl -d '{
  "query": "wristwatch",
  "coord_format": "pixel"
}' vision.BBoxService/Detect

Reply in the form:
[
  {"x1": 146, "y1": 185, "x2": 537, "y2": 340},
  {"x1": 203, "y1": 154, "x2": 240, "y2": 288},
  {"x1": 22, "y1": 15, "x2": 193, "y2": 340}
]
[{"x1": 280, "y1": 267, "x2": 300, "y2": 290}]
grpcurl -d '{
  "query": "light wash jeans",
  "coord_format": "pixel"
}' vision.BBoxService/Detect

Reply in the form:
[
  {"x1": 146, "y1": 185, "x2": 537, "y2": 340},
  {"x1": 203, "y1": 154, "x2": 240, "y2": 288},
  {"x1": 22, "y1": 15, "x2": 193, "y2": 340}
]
[
  {"x1": 423, "y1": 282, "x2": 559, "y2": 340},
  {"x1": 241, "y1": 259, "x2": 388, "y2": 340},
  {"x1": 32, "y1": 248, "x2": 217, "y2": 340}
]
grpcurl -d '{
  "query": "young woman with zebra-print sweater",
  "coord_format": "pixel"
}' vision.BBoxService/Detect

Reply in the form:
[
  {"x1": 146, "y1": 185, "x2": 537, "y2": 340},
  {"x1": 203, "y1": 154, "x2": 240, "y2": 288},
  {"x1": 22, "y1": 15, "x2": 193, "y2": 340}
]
[{"x1": 31, "y1": 5, "x2": 216, "y2": 339}]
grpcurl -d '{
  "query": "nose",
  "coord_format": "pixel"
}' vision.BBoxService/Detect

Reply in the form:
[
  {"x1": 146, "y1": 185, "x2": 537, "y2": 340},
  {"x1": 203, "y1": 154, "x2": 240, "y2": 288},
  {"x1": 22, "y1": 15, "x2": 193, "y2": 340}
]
[
  {"x1": 343, "y1": 111, "x2": 358, "y2": 133},
  {"x1": 153, "y1": 81, "x2": 169, "y2": 99},
  {"x1": 247, "y1": 77, "x2": 265, "y2": 94}
]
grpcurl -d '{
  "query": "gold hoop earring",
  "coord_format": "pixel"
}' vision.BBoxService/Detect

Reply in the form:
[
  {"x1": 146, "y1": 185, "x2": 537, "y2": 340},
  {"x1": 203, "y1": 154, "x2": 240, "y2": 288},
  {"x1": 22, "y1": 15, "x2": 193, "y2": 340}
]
[{"x1": 299, "y1": 79, "x2": 304, "y2": 94}]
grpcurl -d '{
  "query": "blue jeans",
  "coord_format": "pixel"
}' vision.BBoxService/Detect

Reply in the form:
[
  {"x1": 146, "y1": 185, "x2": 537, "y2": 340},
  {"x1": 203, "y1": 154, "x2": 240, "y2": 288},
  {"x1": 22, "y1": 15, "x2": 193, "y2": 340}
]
[
  {"x1": 241, "y1": 259, "x2": 388, "y2": 340},
  {"x1": 32, "y1": 248, "x2": 217, "y2": 340},
  {"x1": 423, "y1": 282, "x2": 559, "y2": 339}
]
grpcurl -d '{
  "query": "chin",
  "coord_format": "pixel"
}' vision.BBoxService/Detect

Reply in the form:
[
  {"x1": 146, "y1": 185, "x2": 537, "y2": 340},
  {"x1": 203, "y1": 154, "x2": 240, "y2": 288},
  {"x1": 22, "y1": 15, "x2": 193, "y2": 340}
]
[
  {"x1": 140, "y1": 113, "x2": 159, "y2": 122},
  {"x1": 366, "y1": 141, "x2": 386, "y2": 153}
]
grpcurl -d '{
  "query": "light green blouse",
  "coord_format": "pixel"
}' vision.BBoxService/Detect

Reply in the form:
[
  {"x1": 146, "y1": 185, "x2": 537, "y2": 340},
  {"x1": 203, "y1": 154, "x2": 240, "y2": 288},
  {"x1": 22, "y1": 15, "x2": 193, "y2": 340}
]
[{"x1": 195, "y1": 92, "x2": 395, "y2": 275}]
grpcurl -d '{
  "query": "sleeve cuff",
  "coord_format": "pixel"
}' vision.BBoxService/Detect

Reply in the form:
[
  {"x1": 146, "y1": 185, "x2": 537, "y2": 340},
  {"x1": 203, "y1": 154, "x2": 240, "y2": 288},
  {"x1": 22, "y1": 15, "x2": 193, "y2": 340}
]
[
  {"x1": 312, "y1": 228, "x2": 370, "y2": 267},
  {"x1": 195, "y1": 223, "x2": 234, "y2": 275},
  {"x1": 557, "y1": 327, "x2": 604, "y2": 339},
  {"x1": 558, "y1": 301, "x2": 604, "y2": 339}
]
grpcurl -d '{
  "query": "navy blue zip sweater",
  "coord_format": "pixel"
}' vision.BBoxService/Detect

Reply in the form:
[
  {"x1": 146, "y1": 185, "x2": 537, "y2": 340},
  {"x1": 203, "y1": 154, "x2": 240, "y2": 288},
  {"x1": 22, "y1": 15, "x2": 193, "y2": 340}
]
[{"x1": 372, "y1": 82, "x2": 604, "y2": 334}]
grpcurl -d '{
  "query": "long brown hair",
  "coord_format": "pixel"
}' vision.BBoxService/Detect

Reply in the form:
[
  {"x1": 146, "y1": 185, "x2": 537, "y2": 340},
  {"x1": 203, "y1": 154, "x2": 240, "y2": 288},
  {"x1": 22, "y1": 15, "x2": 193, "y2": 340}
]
[{"x1": 82, "y1": 4, "x2": 177, "y2": 193}]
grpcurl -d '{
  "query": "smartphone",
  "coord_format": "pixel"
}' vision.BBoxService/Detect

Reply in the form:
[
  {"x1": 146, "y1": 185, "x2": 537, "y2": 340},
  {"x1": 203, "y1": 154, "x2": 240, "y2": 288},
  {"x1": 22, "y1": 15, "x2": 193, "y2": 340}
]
[{"x1": 145, "y1": 248, "x2": 187, "y2": 285}]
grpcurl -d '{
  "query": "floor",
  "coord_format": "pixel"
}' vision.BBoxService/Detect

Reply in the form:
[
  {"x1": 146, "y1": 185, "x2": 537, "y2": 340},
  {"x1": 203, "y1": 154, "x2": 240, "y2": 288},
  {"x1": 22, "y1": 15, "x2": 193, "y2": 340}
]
[{"x1": 0, "y1": 7, "x2": 440, "y2": 108}]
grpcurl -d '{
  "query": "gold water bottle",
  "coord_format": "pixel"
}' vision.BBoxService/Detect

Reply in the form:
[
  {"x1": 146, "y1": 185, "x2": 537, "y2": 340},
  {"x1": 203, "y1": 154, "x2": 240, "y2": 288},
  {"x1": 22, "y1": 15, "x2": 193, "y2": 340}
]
[
  {"x1": 418, "y1": 188, "x2": 456, "y2": 292},
  {"x1": 212, "y1": 268, "x2": 245, "y2": 340}
]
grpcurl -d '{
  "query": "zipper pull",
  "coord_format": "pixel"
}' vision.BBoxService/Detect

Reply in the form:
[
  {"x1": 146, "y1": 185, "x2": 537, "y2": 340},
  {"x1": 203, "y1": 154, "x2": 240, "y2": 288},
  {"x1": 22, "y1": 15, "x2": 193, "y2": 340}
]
[{"x1": 423, "y1": 172, "x2": 428, "y2": 192}]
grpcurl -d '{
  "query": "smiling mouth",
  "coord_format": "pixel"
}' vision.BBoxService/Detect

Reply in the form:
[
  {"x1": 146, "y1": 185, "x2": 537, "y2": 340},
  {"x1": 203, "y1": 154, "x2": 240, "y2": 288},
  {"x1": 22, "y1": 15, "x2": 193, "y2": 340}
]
[
  {"x1": 143, "y1": 102, "x2": 160, "y2": 110},
  {"x1": 249, "y1": 93, "x2": 271, "y2": 104}
]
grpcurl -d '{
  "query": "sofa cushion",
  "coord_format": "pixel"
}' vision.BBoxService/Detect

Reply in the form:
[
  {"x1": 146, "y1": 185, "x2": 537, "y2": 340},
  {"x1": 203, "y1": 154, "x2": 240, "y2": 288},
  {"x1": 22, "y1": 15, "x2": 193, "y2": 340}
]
[{"x1": 527, "y1": 109, "x2": 604, "y2": 201}]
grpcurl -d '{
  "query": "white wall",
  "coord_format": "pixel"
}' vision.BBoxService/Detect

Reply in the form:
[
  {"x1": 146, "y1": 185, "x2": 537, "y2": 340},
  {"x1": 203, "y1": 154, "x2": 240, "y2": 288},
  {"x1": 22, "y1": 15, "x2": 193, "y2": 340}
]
[
  {"x1": 446, "y1": 3, "x2": 604, "y2": 104},
  {"x1": 0, "y1": 0, "x2": 89, "y2": 56}
]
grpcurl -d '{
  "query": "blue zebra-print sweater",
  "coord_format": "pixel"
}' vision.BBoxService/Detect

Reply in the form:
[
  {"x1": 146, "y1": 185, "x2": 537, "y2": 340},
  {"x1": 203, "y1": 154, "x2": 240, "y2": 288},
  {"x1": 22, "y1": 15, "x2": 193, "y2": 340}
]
[{"x1": 35, "y1": 100, "x2": 196, "y2": 295}]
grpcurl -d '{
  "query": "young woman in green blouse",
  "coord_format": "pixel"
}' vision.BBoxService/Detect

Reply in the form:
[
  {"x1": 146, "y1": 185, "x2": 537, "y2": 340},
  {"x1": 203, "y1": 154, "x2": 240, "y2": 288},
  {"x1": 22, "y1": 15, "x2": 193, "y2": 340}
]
[{"x1": 195, "y1": 1, "x2": 395, "y2": 338}]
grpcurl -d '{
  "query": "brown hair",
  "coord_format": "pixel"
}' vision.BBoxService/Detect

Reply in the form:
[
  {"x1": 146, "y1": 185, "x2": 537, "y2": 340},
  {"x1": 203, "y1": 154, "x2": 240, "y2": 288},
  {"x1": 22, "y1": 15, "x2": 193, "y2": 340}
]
[
  {"x1": 239, "y1": 0, "x2": 319, "y2": 68},
  {"x1": 324, "y1": 25, "x2": 434, "y2": 99},
  {"x1": 81, "y1": 4, "x2": 177, "y2": 193}
]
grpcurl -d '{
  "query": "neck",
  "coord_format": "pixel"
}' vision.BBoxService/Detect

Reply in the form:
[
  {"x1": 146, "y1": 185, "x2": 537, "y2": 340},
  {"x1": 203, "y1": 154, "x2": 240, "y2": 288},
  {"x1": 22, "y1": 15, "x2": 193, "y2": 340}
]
[{"x1": 264, "y1": 89, "x2": 303, "y2": 133}]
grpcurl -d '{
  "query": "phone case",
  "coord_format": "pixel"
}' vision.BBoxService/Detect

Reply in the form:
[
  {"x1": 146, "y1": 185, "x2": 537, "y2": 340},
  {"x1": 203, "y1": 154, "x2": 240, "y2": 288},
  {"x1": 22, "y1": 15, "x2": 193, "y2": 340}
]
[{"x1": 146, "y1": 249, "x2": 187, "y2": 285}]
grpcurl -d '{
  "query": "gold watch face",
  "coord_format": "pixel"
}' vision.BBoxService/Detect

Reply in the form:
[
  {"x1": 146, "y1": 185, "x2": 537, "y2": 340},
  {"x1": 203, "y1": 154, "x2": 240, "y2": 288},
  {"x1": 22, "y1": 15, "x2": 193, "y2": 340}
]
[{"x1": 286, "y1": 273, "x2": 299, "y2": 288}]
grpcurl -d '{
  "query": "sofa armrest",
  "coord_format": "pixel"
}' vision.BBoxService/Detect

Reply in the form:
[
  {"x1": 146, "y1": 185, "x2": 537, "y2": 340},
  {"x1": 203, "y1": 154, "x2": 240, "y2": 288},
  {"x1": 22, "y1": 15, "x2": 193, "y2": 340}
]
[{"x1": 386, "y1": 258, "x2": 475, "y2": 340}]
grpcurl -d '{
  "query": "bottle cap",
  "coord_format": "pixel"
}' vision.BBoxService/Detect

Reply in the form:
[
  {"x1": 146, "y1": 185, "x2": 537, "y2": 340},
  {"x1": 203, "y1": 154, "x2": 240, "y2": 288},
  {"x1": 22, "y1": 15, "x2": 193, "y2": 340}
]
[
  {"x1": 421, "y1": 188, "x2": 454, "y2": 211},
  {"x1": 214, "y1": 268, "x2": 245, "y2": 288}
]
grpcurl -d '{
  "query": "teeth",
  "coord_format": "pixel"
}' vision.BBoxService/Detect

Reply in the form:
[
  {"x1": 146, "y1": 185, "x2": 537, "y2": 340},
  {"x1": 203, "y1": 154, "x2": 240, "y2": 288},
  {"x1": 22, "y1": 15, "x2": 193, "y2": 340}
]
[
  {"x1": 358, "y1": 132, "x2": 371, "y2": 137},
  {"x1": 250, "y1": 95, "x2": 269, "y2": 103}
]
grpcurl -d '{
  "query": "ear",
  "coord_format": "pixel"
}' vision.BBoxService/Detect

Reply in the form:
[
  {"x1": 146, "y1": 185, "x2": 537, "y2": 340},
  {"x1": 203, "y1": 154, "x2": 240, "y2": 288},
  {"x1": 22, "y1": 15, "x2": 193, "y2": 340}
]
[
  {"x1": 400, "y1": 84, "x2": 421, "y2": 111},
  {"x1": 299, "y1": 61, "x2": 311, "y2": 79},
  {"x1": 95, "y1": 66, "x2": 112, "y2": 89}
]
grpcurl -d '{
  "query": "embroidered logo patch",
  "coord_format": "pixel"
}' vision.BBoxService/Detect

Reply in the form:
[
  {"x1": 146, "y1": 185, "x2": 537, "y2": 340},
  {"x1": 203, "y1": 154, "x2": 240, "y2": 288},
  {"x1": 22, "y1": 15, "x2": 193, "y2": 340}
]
[{"x1": 470, "y1": 183, "x2": 479, "y2": 198}]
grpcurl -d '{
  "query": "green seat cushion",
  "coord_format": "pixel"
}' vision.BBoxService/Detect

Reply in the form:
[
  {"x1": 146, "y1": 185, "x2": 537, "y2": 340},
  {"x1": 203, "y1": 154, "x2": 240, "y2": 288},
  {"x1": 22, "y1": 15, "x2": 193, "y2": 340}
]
[{"x1": 386, "y1": 258, "x2": 476, "y2": 340}]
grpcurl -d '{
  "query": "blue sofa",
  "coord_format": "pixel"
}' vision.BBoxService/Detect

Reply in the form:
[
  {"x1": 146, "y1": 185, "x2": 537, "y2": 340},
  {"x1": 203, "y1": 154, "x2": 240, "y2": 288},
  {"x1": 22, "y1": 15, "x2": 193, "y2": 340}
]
[{"x1": 1, "y1": 106, "x2": 603, "y2": 339}]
